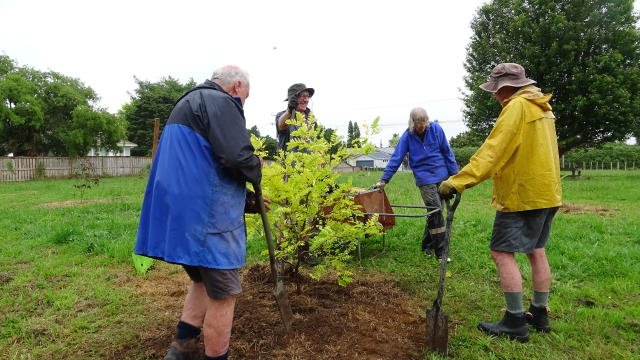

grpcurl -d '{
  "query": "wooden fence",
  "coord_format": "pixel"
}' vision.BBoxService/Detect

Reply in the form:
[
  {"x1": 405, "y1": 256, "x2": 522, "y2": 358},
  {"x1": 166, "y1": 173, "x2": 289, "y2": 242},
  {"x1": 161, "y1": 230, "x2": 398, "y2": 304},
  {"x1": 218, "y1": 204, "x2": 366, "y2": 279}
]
[
  {"x1": 0, "y1": 156, "x2": 153, "y2": 182},
  {"x1": 562, "y1": 159, "x2": 637, "y2": 171}
]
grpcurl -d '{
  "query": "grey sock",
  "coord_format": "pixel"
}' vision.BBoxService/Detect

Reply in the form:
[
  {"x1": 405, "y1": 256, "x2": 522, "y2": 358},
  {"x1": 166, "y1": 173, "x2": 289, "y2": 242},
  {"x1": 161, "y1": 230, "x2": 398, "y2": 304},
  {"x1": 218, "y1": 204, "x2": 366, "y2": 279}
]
[
  {"x1": 504, "y1": 291, "x2": 524, "y2": 314},
  {"x1": 532, "y1": 290, "x2": 550, "y2": 308}
]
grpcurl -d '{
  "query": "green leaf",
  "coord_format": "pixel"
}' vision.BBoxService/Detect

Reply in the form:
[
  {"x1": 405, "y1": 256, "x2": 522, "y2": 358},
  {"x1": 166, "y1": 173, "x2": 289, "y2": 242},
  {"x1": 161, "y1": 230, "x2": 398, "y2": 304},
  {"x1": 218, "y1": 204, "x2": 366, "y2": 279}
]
[{"x1": 132, "y1": 254, "x2": 154, "y2": 275}]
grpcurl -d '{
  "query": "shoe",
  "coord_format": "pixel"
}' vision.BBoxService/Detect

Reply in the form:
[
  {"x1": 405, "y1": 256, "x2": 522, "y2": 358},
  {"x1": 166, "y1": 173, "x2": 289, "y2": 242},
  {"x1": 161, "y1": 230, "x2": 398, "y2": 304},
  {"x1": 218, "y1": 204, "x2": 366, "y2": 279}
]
[
  {"x1": 478, "y1": 311, "x2": 529, "y2": 342},
  {"x1": 434, "y1": 250, "x2": 450, "y2": 263},
  {"x1": 163, "y1": 338, "x2": 201, "y2": 360},
  {"x1": 421, "y1": 237, "x2": 431, "y2": 252},
  {"x1": 525, "y1": 305, "x2": 551, "y2": 332}
]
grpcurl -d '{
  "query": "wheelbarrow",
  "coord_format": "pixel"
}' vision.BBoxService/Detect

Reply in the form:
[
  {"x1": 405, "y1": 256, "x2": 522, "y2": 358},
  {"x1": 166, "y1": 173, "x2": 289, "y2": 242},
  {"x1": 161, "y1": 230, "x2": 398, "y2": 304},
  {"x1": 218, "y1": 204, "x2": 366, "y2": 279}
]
[{"x1": 350, "y1": 188, "x2": 441, "y2": 259}]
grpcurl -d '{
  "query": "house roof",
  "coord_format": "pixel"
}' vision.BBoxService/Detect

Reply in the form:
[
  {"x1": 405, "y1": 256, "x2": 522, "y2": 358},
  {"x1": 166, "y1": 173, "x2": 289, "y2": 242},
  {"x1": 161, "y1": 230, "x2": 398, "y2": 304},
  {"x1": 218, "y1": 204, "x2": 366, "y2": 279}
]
[
  {"x1": 118, "y1": 140, "x2": 138, "y2": 147},
  {"x1": 378, "y1": 147, "x2": 396, "y2": 155},
  {"x1": 352, "y1": 149, "x2": 392, "y2": 161}
]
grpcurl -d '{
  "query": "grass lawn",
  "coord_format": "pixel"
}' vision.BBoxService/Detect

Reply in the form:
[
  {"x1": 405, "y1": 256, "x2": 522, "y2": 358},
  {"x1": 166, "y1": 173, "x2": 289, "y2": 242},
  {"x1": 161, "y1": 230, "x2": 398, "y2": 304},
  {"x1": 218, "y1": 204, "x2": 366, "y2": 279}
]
[{"x1": 1, "y1": 170, "x2": 638, "y2": 359}]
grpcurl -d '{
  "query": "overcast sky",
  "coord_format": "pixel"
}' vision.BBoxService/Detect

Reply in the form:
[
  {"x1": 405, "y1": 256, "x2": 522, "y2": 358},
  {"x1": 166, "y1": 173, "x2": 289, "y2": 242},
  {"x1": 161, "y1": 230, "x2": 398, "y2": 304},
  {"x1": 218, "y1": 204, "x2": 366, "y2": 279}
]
[{"x1": 1, "y1": 1, "x2": 638, "y2": 146}]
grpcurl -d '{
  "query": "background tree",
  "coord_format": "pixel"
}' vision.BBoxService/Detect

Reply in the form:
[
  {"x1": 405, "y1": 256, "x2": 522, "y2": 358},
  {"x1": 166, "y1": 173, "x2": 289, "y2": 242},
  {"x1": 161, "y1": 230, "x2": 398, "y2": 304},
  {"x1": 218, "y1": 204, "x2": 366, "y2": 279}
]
[
  {"x1": 317, "y1": 125, "x2": 342, "y2": 156},
  {"x1": 62, "y1": 106, "x2": 126, "y2": 157},
  {"x1": 261, "y1": 135, "x2": 278, "y2": 159},
  {"x1": 38, "y1": 71, "x2": 106, "y2": 155},
  {"x1": 463, "y1": 0, "x2": 640, "y2": 155},
  {"x1": 246, "y1": 125, "x2": 277, "y2": 159},
  {"x1": 388, "y1": 133, "x2": 400, "y2": 147},
  {"x1": 632, "y1": 120, "x2": 640, "y2": 144},
  {"x1": 0, "y1": 65, "x2": 44, "y2": 155},
  {"x1": 247, "y1": 125, "x2": 261, "y2": 138},
  {"x1": 122, "y1": 76, "x2": 195, "y2": 156},
  {"x1": 352, "y1": 122, "x2": 361, "y2": 147},
  {"x1": 1, "y1": 56, "x2": 124, "y2": 156},
  {"x1": 347, "y1": 120, "x2": 354, "y2": 147},
  {"x1": 448, "y1": 130, "x2": 485, "y2": 148}
]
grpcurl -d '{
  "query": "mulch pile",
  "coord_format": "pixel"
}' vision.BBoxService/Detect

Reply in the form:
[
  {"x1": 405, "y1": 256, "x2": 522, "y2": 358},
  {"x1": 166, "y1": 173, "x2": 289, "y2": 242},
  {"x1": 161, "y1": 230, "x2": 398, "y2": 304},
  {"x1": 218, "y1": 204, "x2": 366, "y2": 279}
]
[{"x1": 124, "y1": 263, "x2": 426, "y2": 360}]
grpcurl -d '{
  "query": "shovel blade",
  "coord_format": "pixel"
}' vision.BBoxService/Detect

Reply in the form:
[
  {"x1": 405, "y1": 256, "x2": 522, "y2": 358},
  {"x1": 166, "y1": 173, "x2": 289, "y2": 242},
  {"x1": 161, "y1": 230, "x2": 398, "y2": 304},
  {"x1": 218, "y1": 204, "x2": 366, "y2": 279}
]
[
  {"x1": 274, "y1": 279, "x2": 294, "y2": 331},
  {"x1": 426, "y1": 307, "x2": 449, "y2": 355}
]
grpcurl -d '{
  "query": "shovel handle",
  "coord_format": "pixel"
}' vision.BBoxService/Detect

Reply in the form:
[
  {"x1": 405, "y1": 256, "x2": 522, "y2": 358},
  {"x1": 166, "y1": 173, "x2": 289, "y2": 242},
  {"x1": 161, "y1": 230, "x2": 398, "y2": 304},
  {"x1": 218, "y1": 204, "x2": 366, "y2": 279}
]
[
  {"x1": 433, "y1": 192, "x2": 461, "y2": 309},
  {"x1": 253, "y1": 183, "x2": 295, "y2": 331},
  {"x1": 254, "y1": 184, "x2": 279, "y2": 280}
]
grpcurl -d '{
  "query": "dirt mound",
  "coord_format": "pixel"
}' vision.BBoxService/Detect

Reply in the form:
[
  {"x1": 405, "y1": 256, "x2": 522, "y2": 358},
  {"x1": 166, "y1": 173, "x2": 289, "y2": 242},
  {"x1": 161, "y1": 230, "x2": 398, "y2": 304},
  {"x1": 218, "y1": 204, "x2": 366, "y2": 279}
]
[
  {"x1": 125, "y1": 263, "x2": 425, "y2": 359},
  {"x1": 233, "y1": 264, "x2": 424, "y2": 359}
]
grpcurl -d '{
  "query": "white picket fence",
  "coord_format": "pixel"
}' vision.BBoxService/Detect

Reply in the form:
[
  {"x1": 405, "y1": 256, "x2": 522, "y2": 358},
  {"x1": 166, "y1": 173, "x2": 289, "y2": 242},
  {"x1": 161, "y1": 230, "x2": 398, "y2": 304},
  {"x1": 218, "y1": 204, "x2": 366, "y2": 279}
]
[{"x1": 0, "y1": 156, "x2": 152, "y2": 182}]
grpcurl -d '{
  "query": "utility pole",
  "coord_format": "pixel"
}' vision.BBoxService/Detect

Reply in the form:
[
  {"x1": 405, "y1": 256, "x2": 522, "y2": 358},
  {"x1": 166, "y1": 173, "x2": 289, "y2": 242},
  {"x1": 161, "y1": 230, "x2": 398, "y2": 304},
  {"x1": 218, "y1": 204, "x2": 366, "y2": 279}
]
[{"x1": 152, "y1": 118, "x2": 160, "y2": 161}]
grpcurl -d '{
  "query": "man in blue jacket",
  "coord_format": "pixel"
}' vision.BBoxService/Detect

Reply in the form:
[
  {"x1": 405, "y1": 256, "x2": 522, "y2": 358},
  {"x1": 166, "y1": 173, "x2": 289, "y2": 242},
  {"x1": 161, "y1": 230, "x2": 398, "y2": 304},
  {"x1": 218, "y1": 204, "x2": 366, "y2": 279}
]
[
  {"x1": 376, "y1": 107, "x2": 458, "y2": 260},
  {"x1": 135, "y1": 65, "x2": 261, "y2": 360}
]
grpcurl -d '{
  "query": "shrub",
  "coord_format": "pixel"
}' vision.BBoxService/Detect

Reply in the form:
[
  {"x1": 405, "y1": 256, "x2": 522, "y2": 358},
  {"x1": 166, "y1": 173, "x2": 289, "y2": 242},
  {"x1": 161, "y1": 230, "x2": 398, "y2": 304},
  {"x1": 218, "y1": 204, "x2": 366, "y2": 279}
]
[{"x1": 252, "y1": 113, "x2": 382, "y2": 286}]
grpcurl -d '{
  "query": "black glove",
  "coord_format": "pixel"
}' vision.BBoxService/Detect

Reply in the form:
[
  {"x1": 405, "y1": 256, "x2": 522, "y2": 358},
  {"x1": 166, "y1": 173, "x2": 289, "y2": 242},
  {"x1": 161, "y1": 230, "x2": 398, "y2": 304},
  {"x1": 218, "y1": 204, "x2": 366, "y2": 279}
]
[
  {"x1": 287, "y1": 97, "x2": 297, "y2": 113},
  {"x1": 244, "y1": 190, "x2": 259, "y2": 214}
]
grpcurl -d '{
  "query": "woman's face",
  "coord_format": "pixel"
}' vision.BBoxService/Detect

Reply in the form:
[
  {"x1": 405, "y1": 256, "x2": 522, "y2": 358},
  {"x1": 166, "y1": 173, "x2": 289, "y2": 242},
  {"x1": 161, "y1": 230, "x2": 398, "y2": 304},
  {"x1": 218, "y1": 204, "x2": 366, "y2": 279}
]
[
  {"x1": 414, "y1": 119, "x2": 428, "y2": 136},
  {"x1": 296, "y1": 91, "x2": 311, "y2": 111}
]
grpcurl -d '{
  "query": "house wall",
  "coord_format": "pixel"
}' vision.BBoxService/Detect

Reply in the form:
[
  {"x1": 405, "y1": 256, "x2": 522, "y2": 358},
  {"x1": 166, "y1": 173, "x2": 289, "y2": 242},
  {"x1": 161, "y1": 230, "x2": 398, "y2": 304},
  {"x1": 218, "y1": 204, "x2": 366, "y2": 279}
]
[
  {"x1": 88, "y1": 147, "x2": 133, "y2": 156},
  {"x1": 347, "y1": 156, "x2": 389, "y2": 169}
]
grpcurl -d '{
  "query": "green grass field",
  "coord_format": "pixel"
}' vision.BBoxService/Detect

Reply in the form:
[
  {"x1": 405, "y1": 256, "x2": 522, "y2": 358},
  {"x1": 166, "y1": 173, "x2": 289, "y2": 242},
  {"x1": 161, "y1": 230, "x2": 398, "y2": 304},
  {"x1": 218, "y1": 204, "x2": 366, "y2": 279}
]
[{"x1": 1, "y1": 170, "x2": 639, "y2": 359}]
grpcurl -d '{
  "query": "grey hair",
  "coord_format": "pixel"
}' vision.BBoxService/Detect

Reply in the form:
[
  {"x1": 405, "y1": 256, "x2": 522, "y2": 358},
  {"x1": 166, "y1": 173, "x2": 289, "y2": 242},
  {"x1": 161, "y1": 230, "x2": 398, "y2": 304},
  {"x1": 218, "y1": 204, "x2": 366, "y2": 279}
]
[
  {"x1": 408, "y1": 107, "x2": 429, "y2": 133},
  {"x1": 211, "y1": 65, "x2": 250, "y2": 86}
]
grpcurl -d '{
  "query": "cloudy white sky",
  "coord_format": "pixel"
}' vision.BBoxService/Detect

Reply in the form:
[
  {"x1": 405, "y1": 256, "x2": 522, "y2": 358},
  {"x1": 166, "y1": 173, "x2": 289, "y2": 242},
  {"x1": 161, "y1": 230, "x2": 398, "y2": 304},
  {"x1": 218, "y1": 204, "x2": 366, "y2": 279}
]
[{"x1": 1, "y1": 0, "x2": 638, "y2": 146}]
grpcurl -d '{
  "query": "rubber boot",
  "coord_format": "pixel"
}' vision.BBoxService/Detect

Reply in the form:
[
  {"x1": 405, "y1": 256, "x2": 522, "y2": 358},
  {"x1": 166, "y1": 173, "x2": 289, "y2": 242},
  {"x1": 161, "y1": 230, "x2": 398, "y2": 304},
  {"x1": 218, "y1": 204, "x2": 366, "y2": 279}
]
[
  {"x1": 433, "y1": 233, "x2": 450, "y2": 262},
  {"x1": 421, "y1": 228, "x2": 434, "y2": 254},
  {"x1": 163, "y1": 337, "x2": 201, "y2": 360},
  {"x1": 478, "y1": 311, "x2": 529, "y2": 342},
  {"x1": 526, "y1": 305, "x2": 551, "y2": 332}
]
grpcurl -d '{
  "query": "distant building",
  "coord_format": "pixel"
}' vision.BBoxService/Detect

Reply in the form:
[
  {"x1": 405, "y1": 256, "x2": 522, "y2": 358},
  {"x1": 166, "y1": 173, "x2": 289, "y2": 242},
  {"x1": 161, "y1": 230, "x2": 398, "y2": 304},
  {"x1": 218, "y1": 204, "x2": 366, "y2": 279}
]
[
  {"x1": 347, "y1": 148, "x2": 392, "y2": 169},
  {"x1": 88, "y1": 140, "x2": 137, "y2": 156},
  {"x1": 346, "y1": 147, "x2": 410, "y2": 171}
]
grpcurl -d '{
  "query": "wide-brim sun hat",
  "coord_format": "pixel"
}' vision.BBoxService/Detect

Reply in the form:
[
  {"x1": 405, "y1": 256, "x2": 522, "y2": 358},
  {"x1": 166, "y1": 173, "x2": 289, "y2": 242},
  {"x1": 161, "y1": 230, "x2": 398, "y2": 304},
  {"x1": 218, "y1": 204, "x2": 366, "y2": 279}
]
[
  {"x1": 284, "y1": 83, "x2": 315, "y2": 101},
  {"x1": 479, "y1": 63, "x2": 536, "y2": 93}
]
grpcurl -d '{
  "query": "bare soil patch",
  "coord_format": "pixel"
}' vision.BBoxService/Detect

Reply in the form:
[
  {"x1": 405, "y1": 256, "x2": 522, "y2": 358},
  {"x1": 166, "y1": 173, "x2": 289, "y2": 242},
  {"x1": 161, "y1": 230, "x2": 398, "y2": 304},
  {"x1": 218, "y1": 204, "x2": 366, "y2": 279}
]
[
  {"x1": 36, "y1": 196, "x2": 129, "y2": 208},
  {"x1": 560, "y1": 203, "x2": 616, "y2": 216},
  {"x1": 119, "y1": 263, "x2": 425, "y2": 359}
]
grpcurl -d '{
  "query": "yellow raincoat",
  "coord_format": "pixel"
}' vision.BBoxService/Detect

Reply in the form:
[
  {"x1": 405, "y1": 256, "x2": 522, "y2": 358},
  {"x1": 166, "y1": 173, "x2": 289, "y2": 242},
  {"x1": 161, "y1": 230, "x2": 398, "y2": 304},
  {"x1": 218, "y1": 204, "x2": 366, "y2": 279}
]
[{"x1": 449, "y1": 85, "x2": 562, "y2": 212}]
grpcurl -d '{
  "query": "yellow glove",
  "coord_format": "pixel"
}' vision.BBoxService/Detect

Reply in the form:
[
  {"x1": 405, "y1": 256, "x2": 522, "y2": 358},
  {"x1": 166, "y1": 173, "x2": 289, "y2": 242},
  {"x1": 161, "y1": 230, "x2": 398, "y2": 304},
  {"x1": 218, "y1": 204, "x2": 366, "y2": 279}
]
[{"x1": 438, "y1": 179, "x2": 457, "y2": 198}]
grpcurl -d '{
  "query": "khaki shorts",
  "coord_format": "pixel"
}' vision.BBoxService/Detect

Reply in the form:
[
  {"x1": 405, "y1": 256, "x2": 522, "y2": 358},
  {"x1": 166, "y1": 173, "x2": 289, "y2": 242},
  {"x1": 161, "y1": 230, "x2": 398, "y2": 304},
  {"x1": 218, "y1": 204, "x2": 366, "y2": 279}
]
[
  {"x1": 182, "y1": 265, "x2": 242, "y2": 299},
  {"x1": 490, "y1": 207, "x2": 559, "y2": 253}
]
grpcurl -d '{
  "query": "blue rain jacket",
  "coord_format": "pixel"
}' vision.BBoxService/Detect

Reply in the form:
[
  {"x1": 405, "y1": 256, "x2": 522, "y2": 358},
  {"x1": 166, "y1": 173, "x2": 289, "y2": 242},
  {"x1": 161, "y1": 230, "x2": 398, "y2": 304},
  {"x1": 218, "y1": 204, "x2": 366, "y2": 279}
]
[
  {"x1": 381, "y1": 122, "x2": 458, "y2": 186},
  {"x1": 135, "y1": 81, "x2": 261, "y2": 269}
]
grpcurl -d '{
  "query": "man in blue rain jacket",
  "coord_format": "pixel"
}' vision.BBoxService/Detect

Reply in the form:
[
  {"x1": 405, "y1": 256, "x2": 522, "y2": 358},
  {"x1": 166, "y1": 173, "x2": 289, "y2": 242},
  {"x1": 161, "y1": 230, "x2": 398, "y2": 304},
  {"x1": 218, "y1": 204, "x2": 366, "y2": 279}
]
[{"x1": 135, "y1": 65, "x2": 261, "y2": 360}]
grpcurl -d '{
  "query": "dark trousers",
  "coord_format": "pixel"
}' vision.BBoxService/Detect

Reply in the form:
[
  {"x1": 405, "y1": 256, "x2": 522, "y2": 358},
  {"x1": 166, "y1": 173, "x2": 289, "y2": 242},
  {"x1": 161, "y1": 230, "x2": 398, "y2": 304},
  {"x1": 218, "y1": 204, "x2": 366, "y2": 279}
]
[{"x1": 419, "y1": 184, "x2": 446, "y2": 256}]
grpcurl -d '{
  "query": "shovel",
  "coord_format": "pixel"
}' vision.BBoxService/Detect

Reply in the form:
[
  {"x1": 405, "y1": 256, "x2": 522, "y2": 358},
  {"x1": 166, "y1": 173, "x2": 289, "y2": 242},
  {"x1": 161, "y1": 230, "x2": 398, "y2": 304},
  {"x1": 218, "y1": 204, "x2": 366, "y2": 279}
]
[
  {"x1": 425, "y1": 192, "x2": 461, "y2": 356},
  {"x1": 254, "y1": 184, "x2": 294, "y2": 331}
]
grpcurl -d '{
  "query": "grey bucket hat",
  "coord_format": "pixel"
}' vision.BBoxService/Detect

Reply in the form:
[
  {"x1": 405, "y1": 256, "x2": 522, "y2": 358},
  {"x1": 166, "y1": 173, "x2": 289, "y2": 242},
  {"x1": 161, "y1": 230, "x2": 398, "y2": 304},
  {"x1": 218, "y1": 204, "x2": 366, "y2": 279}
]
[
  {"x1": 284, "y1": 83, "x2": 315, "y2": 101},
  {"x1": 479, "y1": 63, "x2": 536, "y2": 93}
]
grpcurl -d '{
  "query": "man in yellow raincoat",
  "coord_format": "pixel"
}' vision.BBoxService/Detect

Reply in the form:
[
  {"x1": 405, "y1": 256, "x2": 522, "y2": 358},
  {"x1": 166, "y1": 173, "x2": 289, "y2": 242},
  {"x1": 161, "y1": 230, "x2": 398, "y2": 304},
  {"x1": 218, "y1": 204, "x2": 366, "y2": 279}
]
[{"x1": 439, "y1": 63, "x2": 562, "y2": 342}]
